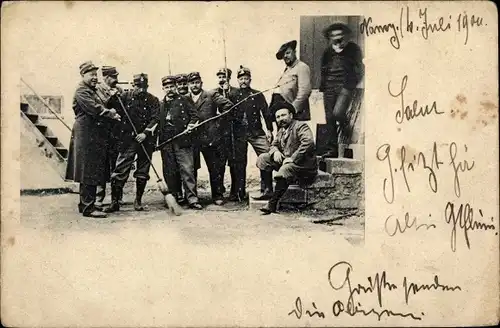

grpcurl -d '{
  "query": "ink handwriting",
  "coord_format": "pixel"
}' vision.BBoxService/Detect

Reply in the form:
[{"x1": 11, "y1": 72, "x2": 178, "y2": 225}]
[
  {"x1": 385, "y1": 212, "x2": 437, "y2": 236},
  {"x1": 288, "y1": 261, "x2": 462, "y2": 321}
]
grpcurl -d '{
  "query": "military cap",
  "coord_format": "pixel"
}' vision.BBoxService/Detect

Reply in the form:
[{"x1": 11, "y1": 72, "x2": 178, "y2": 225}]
[
  {"x1": 237, "y1": 65, "x2": 251, "y2": 78},
  {"x1": 161, "y1": 75, "x2": 177, "y2": 86},
  {"x1": 216, "y1": 68, "x2": 232, "y2": 79},
  {"x1": 276, "y1": 40, "x2": 297, "y2": 60},
  {"x1": 133, "y1": 73, "x2": 148, "y2": 85},
  {"x1": 322, "y1": 23, "x2": 352, "y2": 38},
  {"x1": 101, "y1": 66, "x2": 119, "y2": 77},
  {"x1": 175, "y1": 73, "x2": 188, "y2": 83},
  {"x1": 188, "y1": 71, "x2": 201, "y2": 82},
  {"x1": 79, "y1": 61, "x2": 99, "y2": 75}
]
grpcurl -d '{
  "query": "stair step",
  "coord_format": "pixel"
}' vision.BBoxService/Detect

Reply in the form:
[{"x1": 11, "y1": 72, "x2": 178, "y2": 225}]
[
  {"x1": 56, "y1": 147, "x2": 68, "y2": 158},
  {"x1": 26, "y1": 113, "x2": 39, "y2": 124},
  {"x1": 20, "y1": 103, "x2": 29, "y2": 113},
  {"x1": 35, "y1": 124, "x2": 48, "y2": 134},
  {"x1": 46, "y1": 136, "x2": 59, "y2": 146}
]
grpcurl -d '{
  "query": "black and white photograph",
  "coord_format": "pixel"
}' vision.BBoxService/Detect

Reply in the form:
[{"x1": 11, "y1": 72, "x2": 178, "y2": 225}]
[
  {"x1": 18, "y1": 13, "x2": 365, "y2": 239},
  {"x1": 2, "y1": 1, "x2": 498, "y2": 327}
]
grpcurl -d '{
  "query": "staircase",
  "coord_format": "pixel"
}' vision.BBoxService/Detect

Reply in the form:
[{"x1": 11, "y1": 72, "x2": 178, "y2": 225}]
[{"x1": 20, "y1": 100, "x2": 70, "y2": 181}]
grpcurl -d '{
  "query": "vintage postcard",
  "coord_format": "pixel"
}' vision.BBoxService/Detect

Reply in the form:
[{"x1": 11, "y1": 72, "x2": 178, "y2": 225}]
[{"x1": 1, "y1": 1, "x2": 498, "y2": 326}]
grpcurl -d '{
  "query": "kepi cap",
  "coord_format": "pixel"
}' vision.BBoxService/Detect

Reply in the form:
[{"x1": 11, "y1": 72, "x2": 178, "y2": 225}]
[
  {"x1": 237, "y1": 65, "x2": 251, "y2": 78},
  {"x1": 101, "y1": 66, "x2": 119, "y2": 77},
  {"x1": 79, "y1": 61, "x2": 99, "y2": 75},
  {"x1": 161, "y1": 75, "x2": 177, "y2": 86},
  {"x1": 216, "y1": 68, "x2": 232, "y2": 79},
  {"x1": 133, "y1": 73, "x2": 148, "y2": 85},
  {"x1": 276, "y1": 40, "x2": 297, "y2": 60},
  {"x1": 175, "y1": 73, "x2": 188, "y2": 83},
  {"x1": 188, "y1": 71, "x2": 201, "y2": 82}
]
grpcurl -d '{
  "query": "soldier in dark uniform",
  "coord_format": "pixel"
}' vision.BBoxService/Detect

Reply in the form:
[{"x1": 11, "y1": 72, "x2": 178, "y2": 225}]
[
  {"x1": 233, "y1": 66, "x2": 276, "y2": 201},
  {"x1": 188, "y1": 71, "x2": 234, "y2": 205},
  {"x1": 105, "y1": 73, "x2": 160, "y2": 212},
  {"x1": 214, "y1": 68, "x2": 244, "y2": 201},
  {"x1": 158, "y1": 76, "x2": 202, "y2": 209},
  {"x1": 65, "y1": 61, "x2": 121, "y2": 218},
  {"x1": 95, "y1": 66, "x2": 123, "y2": 209}
]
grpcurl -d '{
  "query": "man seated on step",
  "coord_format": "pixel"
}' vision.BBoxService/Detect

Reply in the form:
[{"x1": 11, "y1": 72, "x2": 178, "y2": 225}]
[{"x1": 256, "y1": 102, "x2": 318, "y2": 215}]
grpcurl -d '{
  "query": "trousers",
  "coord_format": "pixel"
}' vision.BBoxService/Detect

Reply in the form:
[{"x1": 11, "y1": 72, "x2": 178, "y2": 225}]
[
  {"x1": 194, "y1": 141, "x2": 228, "y2": 200},
  {"x1": 161, "y1": 143, "x2": 198, "y2": 204},
  {"x1": 323, "y1": 88, "x2": 353, "y2": 154},
  {"x1": 111, "y1": 142, "x2": 153, "y2": 187}
]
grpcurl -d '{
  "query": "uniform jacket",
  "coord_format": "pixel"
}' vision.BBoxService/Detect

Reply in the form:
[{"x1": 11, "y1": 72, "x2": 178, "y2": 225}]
[
  {"x1": 277, "y1": 60, "x2": 312, "y2": 121},
  {"x1": 190, "y1": 89, "x2": 233, "y2": 147},
  {"x1": 95, "y1": 82, "x2": 123, "y2": 144},
  {"x1": 231, "y1": 87, "x2": 274, "y2": 137},
  {"x1": 320, "y1": 42, "x2": 364, "y2": 93},
  {"x1": 65, "y1": 81, "x2": 115, "y2": 185},
  {"x1": 269, "y1": 120, "x2": 317, "y2": 170},
  {"x1": 159, "y1": 94, "x2": 199, "y2": 148},
  {"x1": 117, "y1": 89, "x2": 160, "y2": 151}
]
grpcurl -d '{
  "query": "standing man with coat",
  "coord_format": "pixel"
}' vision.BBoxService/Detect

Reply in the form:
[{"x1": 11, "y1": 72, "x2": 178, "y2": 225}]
[
  {"x1": 188, "y1": 71, "x2": 234, "y2": 205},
  {"x1": 105, "y1": 73, "x2": 160, "y2": 212},
  {"x1": 158, "y1": 75, "x2": 201, "y2": 209},
  {"x1": 231, "y1": 65, "x2": 275, "y2": 201},
  {"x1": 65, "y1": 61, "x2": 121, "y2": 218},
  {"x1": 95, "y1": 65, "x2": 123, "y2": 209},
  {"x1": 271, "y1": 40, "x2": 312, "y2": 122},
  {"x1": 214, "y1": 68, "x2": 244, "y2": 201}
]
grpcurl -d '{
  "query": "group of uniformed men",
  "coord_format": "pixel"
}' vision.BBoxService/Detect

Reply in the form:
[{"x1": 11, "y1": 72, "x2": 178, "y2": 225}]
[{"x1": 65, "y1": 23, "x2": 364, "y2": 219}]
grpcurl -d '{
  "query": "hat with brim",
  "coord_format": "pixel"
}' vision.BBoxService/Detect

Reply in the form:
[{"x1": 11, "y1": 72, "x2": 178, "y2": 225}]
[
  {"x1": 268, "y1": 93, "x2": 295, "y2": 121},
  {"x1": 276, "y1": 40, "x2": 297, "y2": 60},
  {"x1": 322, "y1": 23, "x2": 352, "y2": 38},
  {"x1": 79, "y1": 61, "x2": 99, "y2": 75},
  {"x1": 101, "y1": 66, "x2": 119, "y2": 77}
]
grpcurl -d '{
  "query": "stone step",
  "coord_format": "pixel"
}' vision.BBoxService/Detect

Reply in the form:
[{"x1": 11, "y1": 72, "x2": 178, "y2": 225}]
[
  {"x1": 26, "y1": 113, "x2": 39, "y2": 124},
  {"x1": 46, "y1": 136, "x2": 59, "y2": 146},
  {"x1": 319, "y1": 158, "x2": 363, "y2": 175},
  {"x1": 56, "y1": 147, "x2": 68, "y2": 159},
  {"x1": 248, "y1": 192, "x2": 268, "y2": 211}
]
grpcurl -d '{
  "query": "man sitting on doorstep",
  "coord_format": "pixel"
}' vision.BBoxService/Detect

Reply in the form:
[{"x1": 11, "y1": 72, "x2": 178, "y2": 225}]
[{"x1": 256, "y1": 102, "x2": 318, "y2": 215}]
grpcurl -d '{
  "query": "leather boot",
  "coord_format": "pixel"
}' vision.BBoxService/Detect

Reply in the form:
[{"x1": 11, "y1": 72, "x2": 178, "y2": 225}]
[
  {"x1": 134, "y1": 179, "x2": 147, "y2": 211},
  {"x1": 104, "y1": 183, "x2": 121, "y2": 213},
  {"x1": 260, "y1": 177, "x2": 289, "y2": 215},
  {"x1": 252, "y1": 170, "x2": 274, "y2": 200}
]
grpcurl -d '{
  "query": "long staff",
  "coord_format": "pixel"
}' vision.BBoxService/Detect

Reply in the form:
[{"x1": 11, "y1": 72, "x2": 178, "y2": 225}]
[{"x1": 116, "y1": 96, "x2": 182, "y2": 216}]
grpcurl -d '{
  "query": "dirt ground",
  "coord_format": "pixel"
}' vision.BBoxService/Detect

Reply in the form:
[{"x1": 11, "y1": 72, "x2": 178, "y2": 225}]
[{"x1": 20, "y1": 186, "x2": 364, "y2": 246}]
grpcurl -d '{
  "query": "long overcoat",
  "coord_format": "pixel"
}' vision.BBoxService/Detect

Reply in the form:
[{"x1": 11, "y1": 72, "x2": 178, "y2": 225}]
[{"x1": 65, "y1": 81, "x2": 114, "y2": 185}]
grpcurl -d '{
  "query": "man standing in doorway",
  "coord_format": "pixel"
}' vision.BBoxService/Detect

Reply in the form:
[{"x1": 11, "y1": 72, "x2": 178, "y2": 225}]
[
  {"x1": 271, "y1": 40, "x2": 312, "y2": 122},
  {"x1": 95, "y1": 65, "x2": 123, "y2": 209},
  {"x1": 320, "y1": 23, "x2": 364, "y2": 158},
  {"x1": 65, "y1": 61, "x2": 121, "y2": 218},
  {"x1": 105, "y1": 73, "x2": 160, "y2": 212}
]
